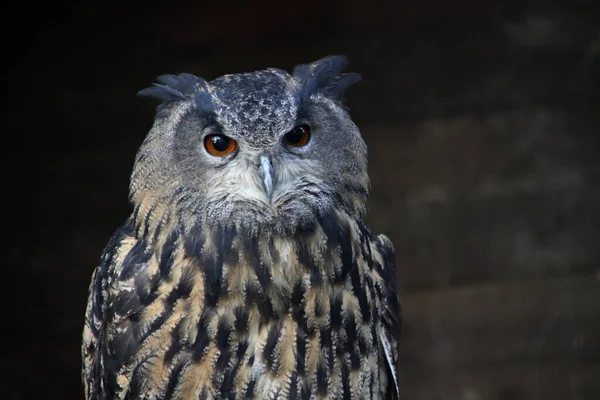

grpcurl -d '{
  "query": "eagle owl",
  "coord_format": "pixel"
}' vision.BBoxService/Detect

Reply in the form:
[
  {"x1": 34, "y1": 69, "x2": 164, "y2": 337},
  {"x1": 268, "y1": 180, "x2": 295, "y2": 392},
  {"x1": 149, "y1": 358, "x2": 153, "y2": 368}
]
[{"x1": 82, "y1": 56, "x2": 401, "y2": 399}]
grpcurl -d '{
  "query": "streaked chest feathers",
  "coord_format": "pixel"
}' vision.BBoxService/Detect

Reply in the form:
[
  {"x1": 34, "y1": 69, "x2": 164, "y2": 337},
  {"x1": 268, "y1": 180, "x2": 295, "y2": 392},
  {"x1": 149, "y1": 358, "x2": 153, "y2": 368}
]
[{"x1": 86, "y1": 210, "x2": 393, "y2": 400}]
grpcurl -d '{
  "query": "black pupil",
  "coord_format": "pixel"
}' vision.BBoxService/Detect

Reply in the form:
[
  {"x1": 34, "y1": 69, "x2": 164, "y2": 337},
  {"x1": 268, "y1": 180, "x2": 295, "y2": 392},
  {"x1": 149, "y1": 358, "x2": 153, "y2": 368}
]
[
  {"x1": 286, "y1": 126, "x2": 306, "y2": 144},
  {"x1": 211, "y1": 135, "x2": 230, "y2": 152}
]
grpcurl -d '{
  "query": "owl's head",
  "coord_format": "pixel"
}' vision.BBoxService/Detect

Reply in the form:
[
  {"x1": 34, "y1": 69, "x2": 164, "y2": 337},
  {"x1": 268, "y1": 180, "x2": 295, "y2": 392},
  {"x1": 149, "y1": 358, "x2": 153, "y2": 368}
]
[{"x1": 132, "y1": 56, "x2": 368, "y2": 234}]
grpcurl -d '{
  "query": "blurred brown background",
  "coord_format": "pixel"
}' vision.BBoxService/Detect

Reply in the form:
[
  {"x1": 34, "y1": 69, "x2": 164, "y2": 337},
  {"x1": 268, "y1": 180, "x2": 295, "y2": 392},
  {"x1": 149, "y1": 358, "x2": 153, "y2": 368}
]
[{"x1": 3, "y1": 0, "x2": 600, "y2": 399}]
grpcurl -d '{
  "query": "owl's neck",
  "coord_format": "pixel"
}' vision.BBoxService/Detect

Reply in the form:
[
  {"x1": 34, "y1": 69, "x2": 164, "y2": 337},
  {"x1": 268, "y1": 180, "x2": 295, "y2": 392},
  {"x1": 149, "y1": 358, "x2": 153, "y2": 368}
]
[{"x1": 132, "y1": 202, "x2": 368, "y2": 316}]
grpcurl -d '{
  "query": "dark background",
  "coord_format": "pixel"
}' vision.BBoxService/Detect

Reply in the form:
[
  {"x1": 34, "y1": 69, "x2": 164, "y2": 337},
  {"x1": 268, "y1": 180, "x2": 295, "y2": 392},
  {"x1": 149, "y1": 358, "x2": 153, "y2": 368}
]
[{"x1": 4, "y1": 0, "x2": 600, "y2": 399}]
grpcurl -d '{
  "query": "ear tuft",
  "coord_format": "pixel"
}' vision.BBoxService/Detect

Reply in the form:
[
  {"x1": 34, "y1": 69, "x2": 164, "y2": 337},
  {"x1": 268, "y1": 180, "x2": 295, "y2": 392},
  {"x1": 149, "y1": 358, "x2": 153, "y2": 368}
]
[
  {"x1": 138, "y1": 73, "x2": 210, "y2": 107},
  {"x1": 293, "y1": 55, "x2": 362, "y2": 100}
]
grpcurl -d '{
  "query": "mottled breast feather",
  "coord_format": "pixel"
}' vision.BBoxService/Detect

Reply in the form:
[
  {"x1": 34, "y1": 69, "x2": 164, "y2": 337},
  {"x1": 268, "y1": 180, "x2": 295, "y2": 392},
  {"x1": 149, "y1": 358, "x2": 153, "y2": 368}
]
[{"x1": 82, "y1": 208, "x2": 400, "y2": 399}]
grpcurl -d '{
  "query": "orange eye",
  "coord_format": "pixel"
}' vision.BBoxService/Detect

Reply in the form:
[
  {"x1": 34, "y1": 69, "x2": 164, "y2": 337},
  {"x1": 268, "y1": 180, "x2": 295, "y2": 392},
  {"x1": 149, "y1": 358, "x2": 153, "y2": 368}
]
[
  {"x1": 204, "y1": 134, "x2": 237, "y2": 156},
  {"x1": 284, "y1": 125, "x2": 311, "y2": 147}
]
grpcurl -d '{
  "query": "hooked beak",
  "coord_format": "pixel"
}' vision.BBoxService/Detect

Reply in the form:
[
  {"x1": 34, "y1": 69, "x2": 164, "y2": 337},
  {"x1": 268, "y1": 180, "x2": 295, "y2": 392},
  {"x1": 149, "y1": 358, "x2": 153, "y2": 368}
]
[{"x1": 258, "y1": 155, "x2": 275, "y2": 201}]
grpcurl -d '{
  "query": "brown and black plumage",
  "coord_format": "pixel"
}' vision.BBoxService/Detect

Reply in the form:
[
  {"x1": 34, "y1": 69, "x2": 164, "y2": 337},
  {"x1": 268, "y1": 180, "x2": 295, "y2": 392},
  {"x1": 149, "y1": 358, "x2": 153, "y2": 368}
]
[{"x1": 82, "y1": 56, "x2": 401, "y2": 399}]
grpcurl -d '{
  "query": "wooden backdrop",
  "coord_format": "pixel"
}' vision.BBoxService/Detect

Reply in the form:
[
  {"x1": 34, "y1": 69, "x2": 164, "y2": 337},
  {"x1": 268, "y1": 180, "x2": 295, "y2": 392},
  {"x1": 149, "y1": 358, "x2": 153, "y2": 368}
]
[{"x1": 4, "y1": 0, "x2": 599, "y2": 398}]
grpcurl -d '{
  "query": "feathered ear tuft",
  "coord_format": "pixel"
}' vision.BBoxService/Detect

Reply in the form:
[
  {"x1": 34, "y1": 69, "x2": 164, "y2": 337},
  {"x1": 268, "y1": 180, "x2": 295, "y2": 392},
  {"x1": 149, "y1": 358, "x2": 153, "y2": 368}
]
[
  {"x1": 137, "y1": 84, "x2": 185, "y2": 102},
  {"x1": 293, "y1": 55, "x2": 362, "y2": 101},
  {"x1": 138, "y1": 73, "x2": 211, "y2": 107}
]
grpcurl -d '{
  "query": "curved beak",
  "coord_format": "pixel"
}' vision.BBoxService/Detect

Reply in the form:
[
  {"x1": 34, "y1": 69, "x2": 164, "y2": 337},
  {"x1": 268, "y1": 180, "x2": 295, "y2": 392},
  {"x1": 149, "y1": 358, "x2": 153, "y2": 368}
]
[{"x1": 258, "y1": 155, "x2": 275, "y2": 201}]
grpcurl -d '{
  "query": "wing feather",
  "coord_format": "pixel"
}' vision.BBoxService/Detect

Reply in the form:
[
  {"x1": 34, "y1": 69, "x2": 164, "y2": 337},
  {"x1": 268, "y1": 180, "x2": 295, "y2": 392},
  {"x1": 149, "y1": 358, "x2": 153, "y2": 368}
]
[
  {"x1": 372, "y1": 233, "x2": 401, "y2": 399},
  {"x1": 82, "y1": 219, "x2": 148, "y2": 400}
]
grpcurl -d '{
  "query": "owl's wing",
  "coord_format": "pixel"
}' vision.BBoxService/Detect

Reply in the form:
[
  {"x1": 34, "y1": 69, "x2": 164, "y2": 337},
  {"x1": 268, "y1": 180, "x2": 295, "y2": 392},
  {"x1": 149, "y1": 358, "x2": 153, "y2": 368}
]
[
  {"x1": 82, "y1": 219, "x2": 151, "y2": 400},
  {"x1": 372, "y1": 233, "x2": 401, "y2": 400}
]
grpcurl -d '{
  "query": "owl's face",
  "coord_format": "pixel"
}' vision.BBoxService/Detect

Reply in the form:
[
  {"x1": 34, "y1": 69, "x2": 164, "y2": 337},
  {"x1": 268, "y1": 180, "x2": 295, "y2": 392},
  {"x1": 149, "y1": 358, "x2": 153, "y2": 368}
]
[{"x1": 132, "y1": 57, "x2": 368, "y2": 233}]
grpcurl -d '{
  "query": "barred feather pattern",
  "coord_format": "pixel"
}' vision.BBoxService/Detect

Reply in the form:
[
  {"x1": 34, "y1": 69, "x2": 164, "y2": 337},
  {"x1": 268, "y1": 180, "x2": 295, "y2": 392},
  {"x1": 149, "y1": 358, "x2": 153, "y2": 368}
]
[{"x1": 82, "y1": 204, "x2": 400, "y2": 400}]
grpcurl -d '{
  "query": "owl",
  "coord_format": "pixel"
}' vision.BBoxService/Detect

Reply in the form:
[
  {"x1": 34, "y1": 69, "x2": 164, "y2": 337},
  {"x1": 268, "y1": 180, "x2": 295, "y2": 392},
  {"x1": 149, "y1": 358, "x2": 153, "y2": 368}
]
[{"x1": 82, "y1": 56, "x2": 400, "y2": 400}]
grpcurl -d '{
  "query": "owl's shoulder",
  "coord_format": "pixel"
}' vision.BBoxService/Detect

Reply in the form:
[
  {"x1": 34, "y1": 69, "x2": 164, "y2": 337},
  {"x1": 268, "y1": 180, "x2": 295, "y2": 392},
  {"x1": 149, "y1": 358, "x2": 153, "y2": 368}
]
[
  {"x1": 363, "y1": 228, "x2": 401, "y2": 399},
  {"x1": 82, "y1": 218, "x2": 159, "y2": 399}
]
